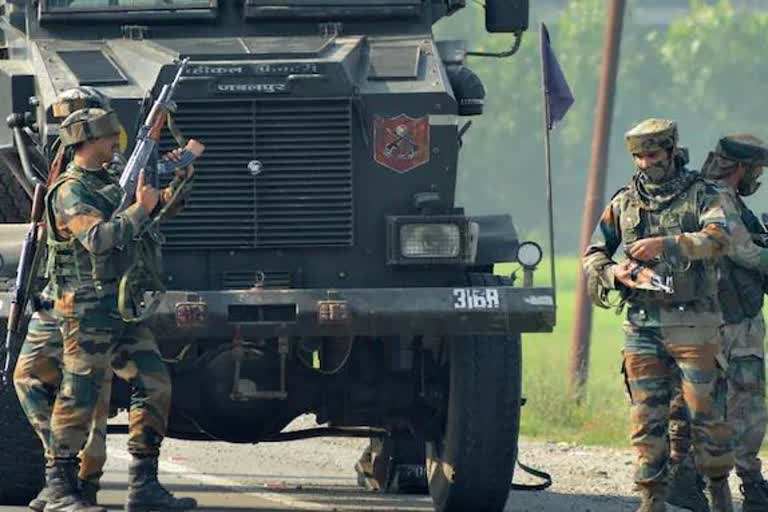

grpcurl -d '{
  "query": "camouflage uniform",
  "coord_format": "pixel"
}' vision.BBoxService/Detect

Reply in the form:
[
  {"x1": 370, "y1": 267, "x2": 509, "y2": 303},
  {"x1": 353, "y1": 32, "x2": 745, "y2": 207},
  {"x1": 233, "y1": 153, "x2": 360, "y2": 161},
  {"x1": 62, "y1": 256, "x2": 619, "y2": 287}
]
[
  {"x1": 13, "y1": 89, "x2": 186, "y2": 510},
  {"x1": 13, "y1": 89, "x2": 123, "y2": 511},
  {"x1": 668, "y1": 135, "x2": 768, "y2": 512},
  {"x1": 14, "y1": 108, "x2": 195, "y2": 512},
  {"x1": 583, "y1": 119, "x2": 734, "y2": 512}
]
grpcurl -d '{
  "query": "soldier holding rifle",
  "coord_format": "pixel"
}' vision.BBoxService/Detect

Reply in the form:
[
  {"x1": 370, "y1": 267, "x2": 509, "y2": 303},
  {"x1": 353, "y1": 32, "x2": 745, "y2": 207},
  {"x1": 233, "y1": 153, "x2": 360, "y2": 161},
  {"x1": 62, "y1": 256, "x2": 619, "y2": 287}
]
[
  {"x1": 583, "y1": 119, "x2": 735, "y2": 512},
  {"x1": 10, "y1": 61, "x2": 202, "y2": 512}
]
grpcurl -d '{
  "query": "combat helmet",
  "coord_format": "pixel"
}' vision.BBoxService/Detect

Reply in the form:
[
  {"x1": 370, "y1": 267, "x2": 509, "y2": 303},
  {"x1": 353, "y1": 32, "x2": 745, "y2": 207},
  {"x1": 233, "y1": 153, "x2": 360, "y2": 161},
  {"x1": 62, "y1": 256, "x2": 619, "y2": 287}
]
[
  {"x1": 59, "y1": 108, "x2": 122, "y2": 147},
  {"x1": 52, "y1": 86, "x2": 111, "y2": 119},
  {"x1": 625, "y1": 119, "x2": 678, "y2": 155}
]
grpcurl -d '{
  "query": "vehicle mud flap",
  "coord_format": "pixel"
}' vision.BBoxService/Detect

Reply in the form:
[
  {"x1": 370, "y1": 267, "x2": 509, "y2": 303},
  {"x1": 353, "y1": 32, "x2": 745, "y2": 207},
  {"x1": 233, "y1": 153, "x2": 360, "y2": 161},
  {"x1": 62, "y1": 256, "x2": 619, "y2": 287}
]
[
  {"x1": 468, "y1": 273, "x2": 553, "y2": 493},
  {"x1": 510, "y1": 460, "x2": 552, "y2": 491},
  {"x1": 510, "y1": 388, "x2": 552, "y2": 491}
]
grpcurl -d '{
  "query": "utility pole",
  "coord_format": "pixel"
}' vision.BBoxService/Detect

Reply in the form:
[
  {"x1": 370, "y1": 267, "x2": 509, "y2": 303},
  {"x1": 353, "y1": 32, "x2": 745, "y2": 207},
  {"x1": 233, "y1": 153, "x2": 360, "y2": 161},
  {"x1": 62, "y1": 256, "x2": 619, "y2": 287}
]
[{"x1": 569, "y1": 0, "x2": 626, "y2": 398}]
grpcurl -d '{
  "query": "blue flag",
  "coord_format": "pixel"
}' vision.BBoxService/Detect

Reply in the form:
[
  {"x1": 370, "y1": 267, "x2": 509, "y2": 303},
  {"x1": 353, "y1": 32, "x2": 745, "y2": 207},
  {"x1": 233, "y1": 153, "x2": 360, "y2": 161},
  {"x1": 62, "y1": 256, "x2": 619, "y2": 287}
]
[{"x1": 540, "y1": 23, "x2": 574, "y2": 129}]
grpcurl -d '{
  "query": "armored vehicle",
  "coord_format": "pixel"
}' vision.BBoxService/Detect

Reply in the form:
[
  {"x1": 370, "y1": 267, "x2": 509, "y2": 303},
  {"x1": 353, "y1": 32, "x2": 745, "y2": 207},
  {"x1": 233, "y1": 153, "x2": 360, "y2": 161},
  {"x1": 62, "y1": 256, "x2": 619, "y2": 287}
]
[{"x1": 0, "y1": 0, "x2": 555, "y2": 510}]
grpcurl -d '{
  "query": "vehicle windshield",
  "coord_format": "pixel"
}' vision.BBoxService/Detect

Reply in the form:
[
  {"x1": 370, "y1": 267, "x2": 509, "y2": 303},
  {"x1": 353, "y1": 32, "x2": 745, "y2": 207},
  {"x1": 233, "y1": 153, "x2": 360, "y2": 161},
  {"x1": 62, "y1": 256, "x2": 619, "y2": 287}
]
[
  {"x1": 244, "y1": 0, "x2": 422, "y2": 19},
  {"x1": 45, "y1": 0, "x2": 212, "y2": 11}
]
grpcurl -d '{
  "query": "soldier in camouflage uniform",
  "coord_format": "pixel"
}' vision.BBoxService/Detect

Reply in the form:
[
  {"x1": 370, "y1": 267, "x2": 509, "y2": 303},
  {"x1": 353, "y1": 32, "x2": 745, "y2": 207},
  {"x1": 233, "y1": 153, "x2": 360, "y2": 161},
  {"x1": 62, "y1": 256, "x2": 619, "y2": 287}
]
[
  {"x1": 583, "y1": 119, "x2": 735, "y2": 512},
  {"x1": 667, "y1": 135, "x2": 768, "y2": 512},
  {"x1": 13, "y1": 87, "x2": 126, "y2": 512},
  {"x1": 14, "y1": 107, "x2": 196, "y2": 512}
]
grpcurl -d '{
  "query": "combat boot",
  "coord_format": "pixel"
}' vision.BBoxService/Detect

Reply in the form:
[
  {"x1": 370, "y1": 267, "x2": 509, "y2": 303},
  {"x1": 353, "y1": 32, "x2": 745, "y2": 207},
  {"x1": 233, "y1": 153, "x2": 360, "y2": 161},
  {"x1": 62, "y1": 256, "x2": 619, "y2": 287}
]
[
  {"x1": 740, "y1": 477, "x2": 768, "y2": 512},
  {"x1": 79, "y1": 479, "x2": 99, "y2": 506},
  {"x1": 28, "y1": 484, "x2": 54, "y2": 512},
  {"x1": 125, "y1": 456, "x2": 197, "y2": 512},
  {"x1": 30, "y1": 474, "x2": 102, "y2": 511},
  {"x1": 637, "y1": 483, "x2": 668, "y2": 512},
  {"x1": 666, "y1": 460, "x2": 710, "y2": 512},
  {"x1": 705, "y1": 476, "x2": 734, "y2": 512},
  {"x1": 43, "y1": 461, "x2": 106, "y2": 512}
]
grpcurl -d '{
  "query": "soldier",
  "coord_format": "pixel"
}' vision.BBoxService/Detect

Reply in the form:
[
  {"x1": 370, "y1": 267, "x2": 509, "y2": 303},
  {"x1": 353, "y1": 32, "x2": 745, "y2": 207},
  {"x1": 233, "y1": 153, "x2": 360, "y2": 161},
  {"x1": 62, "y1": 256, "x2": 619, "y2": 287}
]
[
  {"x1": 14, "y1": 107, "x2": 195, "y2": 512},
  {"x1": 583, "y1": 119, "x2": 735, "y2": 512},
  {"x1": 667, "y1": 135, "x2": 768, "y2": 512},
  {"x1": 14, "y1": 87, "x2": 127, "y2": 512}
]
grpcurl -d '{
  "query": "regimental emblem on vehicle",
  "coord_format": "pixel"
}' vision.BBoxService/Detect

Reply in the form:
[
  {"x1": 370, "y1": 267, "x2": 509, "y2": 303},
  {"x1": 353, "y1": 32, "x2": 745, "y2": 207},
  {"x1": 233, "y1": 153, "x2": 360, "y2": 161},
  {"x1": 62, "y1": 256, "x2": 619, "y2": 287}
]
[{"x1": 373, "y1": 114, "x2": 430, "y2": 173}]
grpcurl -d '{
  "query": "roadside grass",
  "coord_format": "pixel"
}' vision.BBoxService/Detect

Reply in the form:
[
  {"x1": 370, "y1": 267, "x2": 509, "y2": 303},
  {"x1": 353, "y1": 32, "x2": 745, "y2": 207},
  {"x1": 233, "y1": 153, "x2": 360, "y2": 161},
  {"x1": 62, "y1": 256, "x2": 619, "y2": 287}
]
[{"x1": 497, "y1": 257, "x2": 630, "y2": 447}]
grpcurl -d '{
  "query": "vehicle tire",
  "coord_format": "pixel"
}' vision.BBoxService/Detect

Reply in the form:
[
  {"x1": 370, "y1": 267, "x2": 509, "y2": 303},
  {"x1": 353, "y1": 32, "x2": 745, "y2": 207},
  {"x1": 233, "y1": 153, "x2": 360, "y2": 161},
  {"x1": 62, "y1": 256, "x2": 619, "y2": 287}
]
[
  {"x1": 0, "y1": 305, "x2": 44, "y2": 505},
  {"x1": 426, "y1": 273, "x2": 522, "y2": 512},
  {"x1": 0, "y1": 159, "x2": 31, "y2": 222}
]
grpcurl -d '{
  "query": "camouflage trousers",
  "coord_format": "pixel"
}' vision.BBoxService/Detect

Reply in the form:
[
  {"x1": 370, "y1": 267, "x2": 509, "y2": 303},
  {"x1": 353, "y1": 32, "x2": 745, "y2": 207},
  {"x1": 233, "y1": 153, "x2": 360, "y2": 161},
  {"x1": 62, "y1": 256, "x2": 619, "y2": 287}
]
[
  {"x1": 622, "y1": 323, "x2": 734, "y2": 486},
  {"x1": 670, "y1": 314, "x2": 767, "y2": 482},
  {"x1": 14, "y1": 289, "x2": 171, "y2": 463},
  {"x1": 13, "y1": 311, "x2": 112, "y2": 482}
]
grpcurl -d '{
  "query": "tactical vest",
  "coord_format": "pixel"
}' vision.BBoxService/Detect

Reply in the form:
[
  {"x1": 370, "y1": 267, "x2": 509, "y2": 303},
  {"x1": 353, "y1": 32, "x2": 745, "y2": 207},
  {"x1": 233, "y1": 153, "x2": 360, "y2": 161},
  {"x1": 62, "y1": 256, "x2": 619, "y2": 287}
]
[
  {"x1": 44, "y1": 165, "x2": 126, "y2": 294},
  {"x1": 718, "y1": 196, "x2": 765, "y2": 323},
  {"x1": 619, "y1": 180, "x2": 719, "y2": 307}
]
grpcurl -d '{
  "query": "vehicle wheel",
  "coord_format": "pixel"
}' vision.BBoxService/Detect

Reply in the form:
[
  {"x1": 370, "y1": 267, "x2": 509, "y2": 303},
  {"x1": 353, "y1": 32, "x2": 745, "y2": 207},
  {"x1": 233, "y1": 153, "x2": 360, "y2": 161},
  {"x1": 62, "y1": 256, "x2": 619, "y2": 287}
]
[
  {"x1": 0, "y1": 313, "x2": 45, "y2": 505},
  {"x1": 426, "y1": 274, "x2": 522, "y2": 512},
  {"x1": 0, "y1": 159, "x2": 31, "y2": 223}
]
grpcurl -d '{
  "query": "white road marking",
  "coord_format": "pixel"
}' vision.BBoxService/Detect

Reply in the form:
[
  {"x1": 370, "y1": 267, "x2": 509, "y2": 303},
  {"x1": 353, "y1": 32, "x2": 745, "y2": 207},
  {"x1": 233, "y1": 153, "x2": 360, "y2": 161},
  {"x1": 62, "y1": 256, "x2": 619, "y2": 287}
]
[{"x1": 108, "y1": 447, "x2": 327, "y2": 510}]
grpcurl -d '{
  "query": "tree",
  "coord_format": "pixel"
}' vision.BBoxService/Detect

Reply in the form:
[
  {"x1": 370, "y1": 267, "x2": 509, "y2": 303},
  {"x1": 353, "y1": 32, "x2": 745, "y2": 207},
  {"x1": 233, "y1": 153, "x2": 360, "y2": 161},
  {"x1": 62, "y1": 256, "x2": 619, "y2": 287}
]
[{"x1": 435, "y1": 0, "x2": 768, "y2": 252}]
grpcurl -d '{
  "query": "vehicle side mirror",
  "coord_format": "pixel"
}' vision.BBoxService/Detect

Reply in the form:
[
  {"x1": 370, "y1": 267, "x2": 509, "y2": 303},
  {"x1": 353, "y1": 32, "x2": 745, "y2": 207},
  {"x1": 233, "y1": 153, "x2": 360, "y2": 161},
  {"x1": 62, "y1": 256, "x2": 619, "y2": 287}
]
[{"x1": 485, "y1": 0, "x2": 529, "y2": 33}]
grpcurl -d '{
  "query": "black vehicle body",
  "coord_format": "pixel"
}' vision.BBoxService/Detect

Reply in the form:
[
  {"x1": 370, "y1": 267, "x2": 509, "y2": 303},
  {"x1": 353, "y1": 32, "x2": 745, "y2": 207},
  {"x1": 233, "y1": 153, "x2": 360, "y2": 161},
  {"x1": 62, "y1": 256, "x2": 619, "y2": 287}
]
[{"x1": 0, "y1": 1, "x2": 555, "y2": 510}]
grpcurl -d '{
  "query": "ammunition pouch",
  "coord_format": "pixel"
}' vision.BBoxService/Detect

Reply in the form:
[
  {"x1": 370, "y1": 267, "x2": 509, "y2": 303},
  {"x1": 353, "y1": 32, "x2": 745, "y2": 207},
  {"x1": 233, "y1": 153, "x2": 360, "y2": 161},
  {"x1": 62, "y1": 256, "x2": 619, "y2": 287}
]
[
  {"x1": 118, "y1": 227, "x2": 166, "y2": 323},
  {"x1": 620, "y1": 181, "x2": 718, "y2": 307},
  {"x1": 719, "y1": 259, "x2": 763, "y2": 324},
  {"x1": 587, "y1": 269, "x2": 612, "y2": 309}
]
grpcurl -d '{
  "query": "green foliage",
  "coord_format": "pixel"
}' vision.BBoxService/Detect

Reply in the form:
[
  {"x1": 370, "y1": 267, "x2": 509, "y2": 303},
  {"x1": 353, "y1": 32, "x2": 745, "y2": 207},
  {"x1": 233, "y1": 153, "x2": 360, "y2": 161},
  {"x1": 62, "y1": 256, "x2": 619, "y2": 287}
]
[
  {"x1": 661, "y1": 0, "x2": 768, "y2": 134},
  {"x1": 436, "y1": 0, "x2": 768, "y2": 252}
]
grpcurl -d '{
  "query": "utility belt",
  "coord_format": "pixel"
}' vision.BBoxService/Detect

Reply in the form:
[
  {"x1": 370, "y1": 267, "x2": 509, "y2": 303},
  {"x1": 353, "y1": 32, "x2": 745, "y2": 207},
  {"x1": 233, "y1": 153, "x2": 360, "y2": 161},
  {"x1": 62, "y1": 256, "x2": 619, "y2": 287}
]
[
  {"x1": 46, "y1": 276, "x2": 119, "y2": 301},
  {"x1": 625, "y1": 298, "x2": 722, "y2": 328}
]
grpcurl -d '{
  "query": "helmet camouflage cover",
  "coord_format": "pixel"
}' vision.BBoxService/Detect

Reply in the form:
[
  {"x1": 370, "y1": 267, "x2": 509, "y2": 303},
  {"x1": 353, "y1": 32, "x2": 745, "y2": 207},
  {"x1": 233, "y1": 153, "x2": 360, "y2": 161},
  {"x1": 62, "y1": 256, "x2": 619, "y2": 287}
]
[
  {"x1": 625, "y1": 118, "x2": 678, "y2": 155},
  {"x1": 701, "y1": 134, "x2": 768, "y2": 180},
  {"x1": 716, "y1": 134, "x2": 768, "y2": 166},
  {"x1": 59, "y1": 108, "x2": 121, "y2": 147},
  {"x1": 52, "y1": 86, "x2": 111, "y2": 119}
]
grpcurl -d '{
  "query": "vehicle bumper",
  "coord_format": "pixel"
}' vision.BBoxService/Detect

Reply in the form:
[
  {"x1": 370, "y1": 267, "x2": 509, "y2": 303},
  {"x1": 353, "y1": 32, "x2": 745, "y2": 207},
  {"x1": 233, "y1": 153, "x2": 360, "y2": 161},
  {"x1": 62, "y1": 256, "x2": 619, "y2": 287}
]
[{"x1": 0, "y1": 286, "x2": 556, "y2": 338}]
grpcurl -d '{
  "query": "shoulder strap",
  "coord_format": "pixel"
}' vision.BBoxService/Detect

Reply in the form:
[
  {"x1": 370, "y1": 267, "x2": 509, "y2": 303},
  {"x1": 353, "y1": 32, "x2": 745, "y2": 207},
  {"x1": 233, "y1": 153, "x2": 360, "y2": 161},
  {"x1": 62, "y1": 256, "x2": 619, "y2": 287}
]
[
  {"x1": 45, "y1": 172, "x2": 82, "y2": 244},
  {"x1": 611, "y1": 186, "x2": 629, "y2": 202}
]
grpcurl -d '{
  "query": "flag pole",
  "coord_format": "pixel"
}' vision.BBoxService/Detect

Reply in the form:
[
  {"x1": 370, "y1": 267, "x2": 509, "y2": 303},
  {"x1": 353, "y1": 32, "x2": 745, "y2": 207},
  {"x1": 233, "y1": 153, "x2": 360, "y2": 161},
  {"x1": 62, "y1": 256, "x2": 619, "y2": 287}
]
[{"x1": 539, "y1": 23, "x2": 557, "y2": 309}]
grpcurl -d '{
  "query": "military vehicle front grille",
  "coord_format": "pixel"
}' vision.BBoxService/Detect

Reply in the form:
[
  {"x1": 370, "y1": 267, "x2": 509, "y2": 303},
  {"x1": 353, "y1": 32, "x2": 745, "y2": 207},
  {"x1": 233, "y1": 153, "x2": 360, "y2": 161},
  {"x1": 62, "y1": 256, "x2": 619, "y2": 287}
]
[
  {"x1": 159, "y1": 99, "x2": 353, "y2": 248},
  {"x1": 221, "y1": 271, "x2": 292, "y2": 289}
]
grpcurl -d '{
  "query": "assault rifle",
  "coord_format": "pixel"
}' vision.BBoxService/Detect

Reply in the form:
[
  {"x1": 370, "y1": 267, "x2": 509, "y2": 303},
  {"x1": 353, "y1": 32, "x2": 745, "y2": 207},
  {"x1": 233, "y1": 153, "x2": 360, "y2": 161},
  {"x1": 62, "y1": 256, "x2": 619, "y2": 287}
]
[
  {"x1": 630, "y1": 263, "x2": 675, "y2": 294},
  {"x1": 623, "y1": 245, "x2": 675, "y2": 295},
  {"x1": 115, "y1": 57, "x2": 204, "y2": 216},
  {"x1": 1, "y1": 115, "x2": 48, "y2": 389}
]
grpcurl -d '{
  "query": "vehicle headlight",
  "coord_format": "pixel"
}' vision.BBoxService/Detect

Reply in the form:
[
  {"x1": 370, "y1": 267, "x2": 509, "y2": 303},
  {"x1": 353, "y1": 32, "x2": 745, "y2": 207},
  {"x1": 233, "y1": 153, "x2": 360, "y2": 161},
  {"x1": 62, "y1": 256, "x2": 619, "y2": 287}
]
[
  {"x1": 517, "y1": 241, "x2": 543, "y2": 268},
  {"x1": 400, "y1": 223, "x2": 461, "y2": 258}
]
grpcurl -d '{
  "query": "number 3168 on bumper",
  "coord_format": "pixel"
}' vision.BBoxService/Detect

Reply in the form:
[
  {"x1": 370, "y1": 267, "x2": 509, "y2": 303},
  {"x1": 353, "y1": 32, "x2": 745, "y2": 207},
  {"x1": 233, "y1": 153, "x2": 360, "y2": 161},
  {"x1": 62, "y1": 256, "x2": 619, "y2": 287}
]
[{"x1": 452, "y1": 288, "x2": 501, "y2": 309}]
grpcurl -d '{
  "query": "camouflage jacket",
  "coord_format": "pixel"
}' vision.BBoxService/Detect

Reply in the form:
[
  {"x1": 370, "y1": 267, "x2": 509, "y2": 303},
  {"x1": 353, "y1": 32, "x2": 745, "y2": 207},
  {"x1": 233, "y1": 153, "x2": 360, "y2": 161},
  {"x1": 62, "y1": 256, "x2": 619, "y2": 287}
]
[
  {"x1": 582, "y1": 173, "x2": 730, "y2": 326},
  {"x1": 719, "y1": 182, "x2": 768, "y2": 273},
  {"x1": 44, "y1": 161, "x2": 188, "y2": 297},
  {"x1": 716, "y1": 181, "x2": 768, "y2": 323}
]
